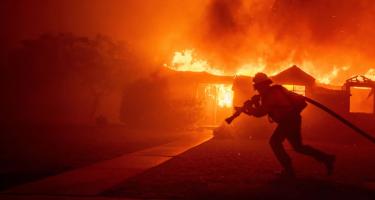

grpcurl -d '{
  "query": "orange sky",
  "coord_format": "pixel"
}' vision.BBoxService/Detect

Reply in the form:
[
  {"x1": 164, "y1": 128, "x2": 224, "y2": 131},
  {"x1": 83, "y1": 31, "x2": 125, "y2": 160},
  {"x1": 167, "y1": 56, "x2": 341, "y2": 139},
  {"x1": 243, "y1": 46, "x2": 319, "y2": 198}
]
[{"x1": 2, "y1": 0, "x2": 207, "y2": 57}]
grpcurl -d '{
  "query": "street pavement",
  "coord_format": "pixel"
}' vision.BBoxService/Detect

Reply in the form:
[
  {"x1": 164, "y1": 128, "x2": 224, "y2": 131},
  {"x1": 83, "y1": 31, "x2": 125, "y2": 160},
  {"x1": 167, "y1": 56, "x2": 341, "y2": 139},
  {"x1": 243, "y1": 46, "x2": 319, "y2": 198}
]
[{"x1": 0, "y1": 130, "x2": 212, "y2": 200}]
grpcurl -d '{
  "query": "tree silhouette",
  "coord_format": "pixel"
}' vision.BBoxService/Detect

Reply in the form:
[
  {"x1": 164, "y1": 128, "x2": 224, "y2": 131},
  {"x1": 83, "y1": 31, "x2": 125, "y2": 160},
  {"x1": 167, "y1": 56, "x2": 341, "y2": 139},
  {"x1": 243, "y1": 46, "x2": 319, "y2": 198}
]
[{"x1": 2, "y1": 33, "x2": 146, "y2": 124}]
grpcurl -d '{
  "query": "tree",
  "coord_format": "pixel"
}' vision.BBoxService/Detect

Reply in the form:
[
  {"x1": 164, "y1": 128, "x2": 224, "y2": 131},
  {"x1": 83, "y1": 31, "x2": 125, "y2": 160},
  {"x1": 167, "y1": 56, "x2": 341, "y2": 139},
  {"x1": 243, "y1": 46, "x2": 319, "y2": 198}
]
[{"x1": 1, "y1": 33, "x2": 147, "y2": 124}]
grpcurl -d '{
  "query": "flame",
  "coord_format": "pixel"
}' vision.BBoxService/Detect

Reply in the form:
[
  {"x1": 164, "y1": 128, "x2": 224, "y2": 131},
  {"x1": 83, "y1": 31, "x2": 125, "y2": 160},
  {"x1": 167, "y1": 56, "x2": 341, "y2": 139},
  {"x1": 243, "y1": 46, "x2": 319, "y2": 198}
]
[
  {"x1": 216, "y1": 84, "x2": 233, "y2": 108},
  {"x1": 204, "y1": 84, "x2": 233, "y2": 108},
  {"x1": 365, "y1": 68, "x2": 375, "y2": 80},
  {"x1": 313, "y1": 65, "x2": 348, "y2": 84},
  {"x1": 169, "y1": 49, "x2": 224, "y2": 76},
  {"x1": 235, "y1": 59, "x2": 266, "y2": 76},
  {"x1": 166, "y1": 49, "x2": 360, "y2": 85}
]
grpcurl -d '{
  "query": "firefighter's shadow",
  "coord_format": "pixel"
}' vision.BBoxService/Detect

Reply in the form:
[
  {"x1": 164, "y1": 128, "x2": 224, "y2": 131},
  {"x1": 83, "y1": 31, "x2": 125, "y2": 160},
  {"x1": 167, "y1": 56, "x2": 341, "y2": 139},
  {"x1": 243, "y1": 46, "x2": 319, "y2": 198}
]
[{"x1": 253, "y1": 177, "x2": 374, "y2": 200}]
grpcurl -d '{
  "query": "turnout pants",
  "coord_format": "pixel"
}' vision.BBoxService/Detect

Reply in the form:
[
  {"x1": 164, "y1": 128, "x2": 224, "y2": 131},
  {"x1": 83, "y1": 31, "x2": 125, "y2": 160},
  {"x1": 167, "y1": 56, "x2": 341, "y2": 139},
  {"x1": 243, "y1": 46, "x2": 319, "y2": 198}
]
[{"x1": 270, "y1": 115, "x2": 331, "y2": 171}]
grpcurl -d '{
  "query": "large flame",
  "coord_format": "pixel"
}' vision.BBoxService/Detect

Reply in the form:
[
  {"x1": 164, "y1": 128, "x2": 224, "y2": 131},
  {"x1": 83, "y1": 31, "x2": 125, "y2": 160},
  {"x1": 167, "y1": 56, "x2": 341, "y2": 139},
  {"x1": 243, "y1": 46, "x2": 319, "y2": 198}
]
[
  {"x1": 165, "y1": 49, "x2": 370, "y2": 85},
  {"x1": 169, "y1": 49, "x2": 224, "y2": 76},
  {"x1": 204, "y1": 84, "x2": 233, "y2": 108},
  {"x1": 161, "y1": 0, "x2": 375, "y2": 86},
  {"x1": 216, "y1": 84, "x2": 233, "y2": 108}
]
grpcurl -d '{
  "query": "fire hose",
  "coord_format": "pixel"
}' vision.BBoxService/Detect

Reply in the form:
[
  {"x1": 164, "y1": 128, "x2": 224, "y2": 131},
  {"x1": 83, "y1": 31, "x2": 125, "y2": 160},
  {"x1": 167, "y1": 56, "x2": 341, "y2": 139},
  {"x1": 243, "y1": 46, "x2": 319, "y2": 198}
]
[
  {"x1": 226, "y1": 97, "x2": 375, "y2": 144},
  {"x1": 304, "y1": 97, "x2": 375, "y2": 144}
]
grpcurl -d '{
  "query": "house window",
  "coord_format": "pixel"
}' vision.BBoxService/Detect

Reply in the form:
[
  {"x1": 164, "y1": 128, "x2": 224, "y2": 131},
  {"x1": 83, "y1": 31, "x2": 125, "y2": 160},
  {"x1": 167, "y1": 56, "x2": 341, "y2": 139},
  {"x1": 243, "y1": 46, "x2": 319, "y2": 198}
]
[
  {"x1": 349, "y1": 87, "x2": 374, "y2": 114},
  {"x1": 283, "y1": 84, "x2": 306, "y2": 96}
]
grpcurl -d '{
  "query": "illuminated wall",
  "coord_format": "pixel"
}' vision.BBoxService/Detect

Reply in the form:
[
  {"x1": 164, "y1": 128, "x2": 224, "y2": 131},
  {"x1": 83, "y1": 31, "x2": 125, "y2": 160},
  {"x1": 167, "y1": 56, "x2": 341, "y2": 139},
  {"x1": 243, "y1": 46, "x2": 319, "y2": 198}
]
[
  {"x1": 283, "y1": 84, "x2": 306, "y2": 96},
  {"x1": 349, "y1": 87, "x2": 374, "y2": 114}
]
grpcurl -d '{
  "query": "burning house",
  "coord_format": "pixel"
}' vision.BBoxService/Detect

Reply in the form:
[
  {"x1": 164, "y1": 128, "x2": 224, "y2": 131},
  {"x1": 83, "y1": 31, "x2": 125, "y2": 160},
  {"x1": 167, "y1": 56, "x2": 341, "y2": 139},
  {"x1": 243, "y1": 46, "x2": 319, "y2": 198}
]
[
  {"x1": 156, "y1": 68, "x2": 234, "y2": 127},
  {"x1": 233, "y1": 65, "x2": 374, "y2": 118},
  {"x1": 161, "y1": 64, "x2": 374, "y2": 140}
]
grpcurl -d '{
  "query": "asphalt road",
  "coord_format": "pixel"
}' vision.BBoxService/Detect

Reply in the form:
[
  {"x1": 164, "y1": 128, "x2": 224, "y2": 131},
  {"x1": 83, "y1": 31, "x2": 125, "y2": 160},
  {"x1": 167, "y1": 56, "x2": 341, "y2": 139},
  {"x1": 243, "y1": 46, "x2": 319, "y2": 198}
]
[{"x1": 105, "y1": 138, "x2": 375, "y2": 199}]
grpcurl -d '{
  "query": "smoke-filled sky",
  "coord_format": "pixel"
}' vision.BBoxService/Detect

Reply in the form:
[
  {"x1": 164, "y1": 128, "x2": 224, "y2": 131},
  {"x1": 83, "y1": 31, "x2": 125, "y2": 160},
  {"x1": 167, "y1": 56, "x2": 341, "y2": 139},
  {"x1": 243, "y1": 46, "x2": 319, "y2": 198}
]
[
  {"x1": 3, "y1": 0, "x2": 375, "y2": 84},
  {"x1": 2, "y1": 0, "x2": 207, "y2": 56},
  {"x1": 194, "y1": 0, "x2": 375, "y2": 84}
]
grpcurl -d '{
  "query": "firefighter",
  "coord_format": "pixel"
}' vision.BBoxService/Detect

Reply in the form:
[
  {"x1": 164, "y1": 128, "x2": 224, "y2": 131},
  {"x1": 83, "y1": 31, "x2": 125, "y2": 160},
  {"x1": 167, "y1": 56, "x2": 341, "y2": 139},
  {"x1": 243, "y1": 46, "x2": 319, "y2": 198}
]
[{"x1": 248, "y1": 72, "x2": 336, "y2": 178}]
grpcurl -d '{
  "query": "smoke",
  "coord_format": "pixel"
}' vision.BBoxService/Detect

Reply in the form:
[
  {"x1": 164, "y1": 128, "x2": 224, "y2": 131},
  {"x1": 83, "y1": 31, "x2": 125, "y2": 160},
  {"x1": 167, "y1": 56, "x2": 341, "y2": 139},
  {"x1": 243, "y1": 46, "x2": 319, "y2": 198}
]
[
  {"x1": 1, "y1": 0, "x2": 208, "y2": 63},
  {"x1": 192, "y1": 0, "x2": 375, "y2": 84}
]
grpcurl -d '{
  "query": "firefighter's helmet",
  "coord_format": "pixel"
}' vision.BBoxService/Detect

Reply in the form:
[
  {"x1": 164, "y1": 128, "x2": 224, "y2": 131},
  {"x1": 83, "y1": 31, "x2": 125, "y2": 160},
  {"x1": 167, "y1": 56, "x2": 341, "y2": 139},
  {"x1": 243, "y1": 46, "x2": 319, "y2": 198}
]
[{"x1": 253, "y1": 72, "x2": 273, "y2": 86}]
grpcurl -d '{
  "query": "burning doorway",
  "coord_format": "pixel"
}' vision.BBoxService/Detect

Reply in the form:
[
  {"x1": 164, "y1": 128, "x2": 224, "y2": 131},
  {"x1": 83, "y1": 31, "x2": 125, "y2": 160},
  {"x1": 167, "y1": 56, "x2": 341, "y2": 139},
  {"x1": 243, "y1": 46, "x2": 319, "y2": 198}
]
[
  {"x1": 197, "y1": 84, "x2": 233, "y2": 126},
  {"x1": 349, "y1": 87, "x2": 374, "y2": 114}
]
